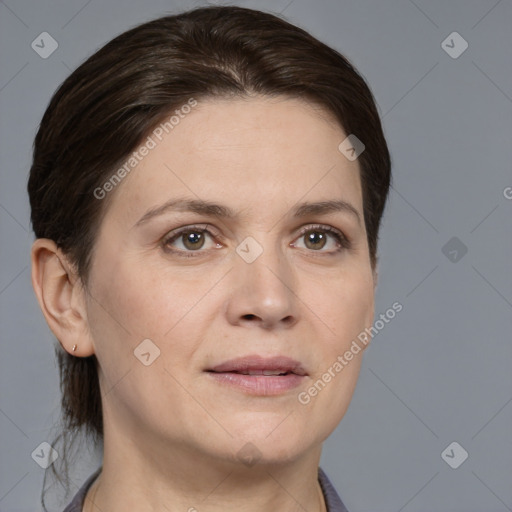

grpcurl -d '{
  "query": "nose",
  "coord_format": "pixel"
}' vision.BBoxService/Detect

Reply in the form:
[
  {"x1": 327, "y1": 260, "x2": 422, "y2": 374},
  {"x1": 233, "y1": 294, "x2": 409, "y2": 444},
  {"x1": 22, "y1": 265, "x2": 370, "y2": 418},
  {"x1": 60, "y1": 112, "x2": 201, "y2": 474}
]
[{"x1": 224, "y1": 240, "x2": 300, "y2": 330}]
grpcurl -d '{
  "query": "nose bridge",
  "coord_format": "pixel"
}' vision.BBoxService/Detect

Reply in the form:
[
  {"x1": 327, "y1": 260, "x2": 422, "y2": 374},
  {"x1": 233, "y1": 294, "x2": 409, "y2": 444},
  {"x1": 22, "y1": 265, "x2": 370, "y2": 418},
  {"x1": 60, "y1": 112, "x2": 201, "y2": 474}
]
[{"x1": 225, "y1": 232, "x2": 299, "y2": 328}]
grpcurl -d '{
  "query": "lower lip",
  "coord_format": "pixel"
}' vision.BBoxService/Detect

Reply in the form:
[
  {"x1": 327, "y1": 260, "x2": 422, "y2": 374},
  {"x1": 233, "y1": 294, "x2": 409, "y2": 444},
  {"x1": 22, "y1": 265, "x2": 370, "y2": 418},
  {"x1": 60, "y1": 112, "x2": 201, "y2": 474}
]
[{"x1": 206, "y1": 372, "x2": 305, "y2": 395}]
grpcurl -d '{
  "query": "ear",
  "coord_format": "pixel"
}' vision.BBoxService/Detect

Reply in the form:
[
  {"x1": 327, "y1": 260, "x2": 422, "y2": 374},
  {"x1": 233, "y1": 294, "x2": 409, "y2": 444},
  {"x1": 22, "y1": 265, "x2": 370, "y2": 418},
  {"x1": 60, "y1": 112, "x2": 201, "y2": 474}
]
[
  {"x1": 30, "y1": 238, "x2": 95, "y2": 357},
  {"x1": 372, "y1": 263, "x2": 379, "y2": 290}
]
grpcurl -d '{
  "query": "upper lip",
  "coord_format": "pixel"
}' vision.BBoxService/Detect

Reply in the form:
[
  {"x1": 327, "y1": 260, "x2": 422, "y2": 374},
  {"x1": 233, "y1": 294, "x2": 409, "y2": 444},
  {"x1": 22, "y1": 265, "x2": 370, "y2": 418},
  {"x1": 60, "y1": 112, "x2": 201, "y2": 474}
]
[{"x1": 207, "y1": 355, "x2": 308, "y2": 376}]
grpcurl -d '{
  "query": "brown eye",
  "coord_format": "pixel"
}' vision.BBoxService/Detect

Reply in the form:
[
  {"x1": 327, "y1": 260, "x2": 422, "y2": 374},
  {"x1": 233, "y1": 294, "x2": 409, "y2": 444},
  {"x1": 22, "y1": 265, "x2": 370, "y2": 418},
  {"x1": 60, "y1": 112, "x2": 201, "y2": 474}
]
[
  {"x1": 180, "y1": 231, "x2": 206, "y2": 250},
  {"x1": 303, "y1": 231, "x2": 327, "y2": 250},
  {"x1": 291, "y1": 224, "x2": 350, "y2": 254},
  {"x1": 162, "y1": 225, "x2": 221, "y2": 257}
]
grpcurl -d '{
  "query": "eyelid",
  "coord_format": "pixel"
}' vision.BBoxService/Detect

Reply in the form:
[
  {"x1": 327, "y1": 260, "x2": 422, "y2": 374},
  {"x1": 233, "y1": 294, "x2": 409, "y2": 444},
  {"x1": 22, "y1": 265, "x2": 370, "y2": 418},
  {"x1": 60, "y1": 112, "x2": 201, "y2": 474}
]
[
  {"x1": 292, "y1": 223, "x2": 351, "y2": 251},
  {"x1": 162, "y1": 223, "x2": 220, "y2": 240},
  {"x1": 161, "y1": 224, "x2": 222, "y2": 254}
]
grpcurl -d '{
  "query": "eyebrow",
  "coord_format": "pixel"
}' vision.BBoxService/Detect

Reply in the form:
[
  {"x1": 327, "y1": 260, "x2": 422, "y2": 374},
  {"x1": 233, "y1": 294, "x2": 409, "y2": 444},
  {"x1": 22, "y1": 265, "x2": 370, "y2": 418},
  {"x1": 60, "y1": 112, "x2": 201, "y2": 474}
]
[{"x1": 134, "y1": 197, "x2": 361, "y2": 227}]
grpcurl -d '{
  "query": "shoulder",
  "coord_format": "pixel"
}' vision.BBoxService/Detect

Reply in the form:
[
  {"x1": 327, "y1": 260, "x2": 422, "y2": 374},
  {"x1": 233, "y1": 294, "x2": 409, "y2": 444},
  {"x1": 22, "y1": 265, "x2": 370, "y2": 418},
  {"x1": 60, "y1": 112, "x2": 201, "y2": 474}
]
[
  {"x1": 61, "y1": 467, "x2": 102, "y2": 512},
  {"x1": 318, "y1": 466, "x2": 350, "y2": 512}
]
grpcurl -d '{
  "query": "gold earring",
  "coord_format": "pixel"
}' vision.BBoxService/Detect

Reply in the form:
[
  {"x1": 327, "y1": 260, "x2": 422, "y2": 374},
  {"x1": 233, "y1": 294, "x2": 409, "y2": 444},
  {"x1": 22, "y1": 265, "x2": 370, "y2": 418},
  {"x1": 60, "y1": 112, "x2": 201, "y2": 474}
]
[{"x1": 72, "y1": 344, "x2": 77, "y2": 352}]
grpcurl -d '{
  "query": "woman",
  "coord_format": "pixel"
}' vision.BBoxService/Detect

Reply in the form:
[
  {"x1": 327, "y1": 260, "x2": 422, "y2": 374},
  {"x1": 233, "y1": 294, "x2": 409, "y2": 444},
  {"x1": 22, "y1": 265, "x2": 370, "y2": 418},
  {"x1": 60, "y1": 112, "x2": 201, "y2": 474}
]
[{"x1": 28, "y1": 5, "x2": 391, "y2": 511}]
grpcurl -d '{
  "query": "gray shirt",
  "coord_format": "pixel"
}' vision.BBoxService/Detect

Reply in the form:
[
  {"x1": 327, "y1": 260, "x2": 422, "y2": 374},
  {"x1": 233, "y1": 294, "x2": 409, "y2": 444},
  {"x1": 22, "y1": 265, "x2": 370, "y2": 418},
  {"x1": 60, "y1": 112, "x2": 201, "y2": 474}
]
[{"x1": 62, "y1": 466, "x2": 349, "y2": 511}]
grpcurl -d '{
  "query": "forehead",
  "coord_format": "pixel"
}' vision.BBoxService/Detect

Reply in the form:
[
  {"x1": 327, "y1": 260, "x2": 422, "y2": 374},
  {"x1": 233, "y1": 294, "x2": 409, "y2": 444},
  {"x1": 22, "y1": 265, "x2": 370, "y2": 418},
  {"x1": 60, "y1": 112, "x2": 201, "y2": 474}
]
[{"x1": 105, "y1": 95, "x2": 363, "y2": 225}]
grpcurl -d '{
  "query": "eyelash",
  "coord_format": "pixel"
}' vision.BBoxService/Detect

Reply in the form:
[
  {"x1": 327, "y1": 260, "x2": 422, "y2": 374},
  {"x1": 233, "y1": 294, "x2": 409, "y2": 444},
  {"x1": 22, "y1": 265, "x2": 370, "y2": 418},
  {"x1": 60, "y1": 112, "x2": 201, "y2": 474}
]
[{"x1": 161, "y1": 223, "x2": 351, "y2": 258}]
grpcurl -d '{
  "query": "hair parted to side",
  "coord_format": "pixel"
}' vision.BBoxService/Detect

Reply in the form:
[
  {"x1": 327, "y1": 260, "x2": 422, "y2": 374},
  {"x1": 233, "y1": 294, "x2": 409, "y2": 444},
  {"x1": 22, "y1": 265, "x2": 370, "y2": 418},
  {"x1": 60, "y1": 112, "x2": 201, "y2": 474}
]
[{"x1": 28, "y1": 5, "x2": 391, "y2": 510}]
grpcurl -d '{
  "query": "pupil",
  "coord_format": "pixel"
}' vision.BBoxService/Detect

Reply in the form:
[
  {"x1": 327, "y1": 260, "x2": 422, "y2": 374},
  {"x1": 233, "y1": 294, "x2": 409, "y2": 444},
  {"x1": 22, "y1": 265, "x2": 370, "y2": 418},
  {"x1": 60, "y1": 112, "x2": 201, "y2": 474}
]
[
  {"x1": 306, "y1": 231, "x2": 326, "y2": 249},
  {"x1": 184, "y1": 231, "x2": 204, "y2": 249}
]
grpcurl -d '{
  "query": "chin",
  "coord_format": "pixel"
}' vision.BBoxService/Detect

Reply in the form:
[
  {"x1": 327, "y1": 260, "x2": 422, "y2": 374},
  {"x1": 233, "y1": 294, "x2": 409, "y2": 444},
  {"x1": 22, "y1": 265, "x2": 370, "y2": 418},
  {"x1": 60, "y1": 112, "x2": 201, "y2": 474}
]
[{"x1": 222, "y1": 421, "x2": 314, "y2": 464}]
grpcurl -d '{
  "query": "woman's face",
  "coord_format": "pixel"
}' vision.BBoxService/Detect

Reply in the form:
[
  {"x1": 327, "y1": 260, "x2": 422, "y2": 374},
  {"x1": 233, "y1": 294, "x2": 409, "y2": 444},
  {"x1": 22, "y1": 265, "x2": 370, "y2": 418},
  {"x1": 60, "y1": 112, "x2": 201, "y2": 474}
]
[{"x1": 84, "y1": 96, "x2": 375, "y2": 466}]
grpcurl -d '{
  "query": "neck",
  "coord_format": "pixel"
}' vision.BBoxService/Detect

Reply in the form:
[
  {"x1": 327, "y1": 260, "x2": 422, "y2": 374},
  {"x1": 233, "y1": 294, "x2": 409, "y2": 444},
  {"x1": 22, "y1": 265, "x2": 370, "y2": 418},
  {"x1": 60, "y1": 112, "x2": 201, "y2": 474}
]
[
  {"x1": 85, "y1": 469, "x2": 327, "y2": 512},
  {"x1": 83, "y1": 437, "x2": 326, "y2": 512},
  {"x1": 83, "y1": 396, "x2": 327, "y2": 512}
]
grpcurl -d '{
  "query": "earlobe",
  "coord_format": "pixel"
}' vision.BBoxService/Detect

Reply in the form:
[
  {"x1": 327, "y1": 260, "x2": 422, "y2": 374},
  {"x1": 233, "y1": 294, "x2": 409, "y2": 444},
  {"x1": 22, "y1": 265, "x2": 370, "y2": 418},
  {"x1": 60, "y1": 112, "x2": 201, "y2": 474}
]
[{"x1": 30, "y1": 238, "x2": 95, "y2": 357}]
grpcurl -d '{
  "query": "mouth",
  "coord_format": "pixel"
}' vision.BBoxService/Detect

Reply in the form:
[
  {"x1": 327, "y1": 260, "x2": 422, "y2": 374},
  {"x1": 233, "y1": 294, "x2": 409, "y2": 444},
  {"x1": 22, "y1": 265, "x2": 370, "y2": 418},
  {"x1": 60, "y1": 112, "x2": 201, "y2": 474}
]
[
  {"x1": 205, "y1": 355, "x2": 307, "y2": 395},
  {"x1": 211, "y1": 369, "x2": 295, "y2": 375},
  {"x1": 206, "y1": 354, "x2": 307, "y2": 375}
]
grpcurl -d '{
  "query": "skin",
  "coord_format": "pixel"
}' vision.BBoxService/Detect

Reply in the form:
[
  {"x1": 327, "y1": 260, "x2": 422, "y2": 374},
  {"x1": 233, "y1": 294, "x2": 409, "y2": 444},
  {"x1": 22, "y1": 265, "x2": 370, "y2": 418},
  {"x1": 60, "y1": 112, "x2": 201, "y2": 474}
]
[{"x1": 31, "y1": 96, "x2": 377, "y2": 512}]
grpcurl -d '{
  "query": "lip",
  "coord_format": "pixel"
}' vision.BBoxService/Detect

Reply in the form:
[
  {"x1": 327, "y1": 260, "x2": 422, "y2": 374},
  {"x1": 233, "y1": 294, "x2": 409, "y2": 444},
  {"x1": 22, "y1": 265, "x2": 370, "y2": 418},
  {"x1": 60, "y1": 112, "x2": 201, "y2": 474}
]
[
  {"x1": 207, "y1": 355, "x2": 307, "y2": 375},
  {"x1": 205, "y1": 355, "x2": 307, "y2": 396}
]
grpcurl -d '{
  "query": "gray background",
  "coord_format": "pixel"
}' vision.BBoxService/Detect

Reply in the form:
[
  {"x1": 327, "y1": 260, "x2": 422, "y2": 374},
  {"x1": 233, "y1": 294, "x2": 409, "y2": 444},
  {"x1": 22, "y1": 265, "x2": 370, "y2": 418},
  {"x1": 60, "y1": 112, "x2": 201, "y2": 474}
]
[{"x1": 1, "y1": 0, "x2": 511, "y2": 511}]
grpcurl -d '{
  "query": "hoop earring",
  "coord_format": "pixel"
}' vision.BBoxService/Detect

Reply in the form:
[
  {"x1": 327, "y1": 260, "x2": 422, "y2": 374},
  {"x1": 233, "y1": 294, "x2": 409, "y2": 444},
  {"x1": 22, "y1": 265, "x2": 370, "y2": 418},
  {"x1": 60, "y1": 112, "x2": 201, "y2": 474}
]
[{"x1": 72, "y1": 344, "x2": 78, "y2": 352}]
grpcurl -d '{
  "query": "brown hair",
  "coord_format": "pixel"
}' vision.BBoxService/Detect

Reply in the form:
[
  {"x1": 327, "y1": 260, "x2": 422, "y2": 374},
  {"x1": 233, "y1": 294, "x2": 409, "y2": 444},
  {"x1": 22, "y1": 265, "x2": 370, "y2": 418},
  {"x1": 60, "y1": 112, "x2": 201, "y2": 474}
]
[{"x1": 28, "y1": 5, "x2": 391, "y2": 509}]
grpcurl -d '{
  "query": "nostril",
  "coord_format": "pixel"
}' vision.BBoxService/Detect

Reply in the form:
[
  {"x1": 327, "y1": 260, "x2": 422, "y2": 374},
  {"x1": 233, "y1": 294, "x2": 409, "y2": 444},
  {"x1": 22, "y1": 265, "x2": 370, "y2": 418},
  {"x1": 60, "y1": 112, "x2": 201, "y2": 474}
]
[{"x1": 242, "y1": 314, "x2": 258, "y2": 320}]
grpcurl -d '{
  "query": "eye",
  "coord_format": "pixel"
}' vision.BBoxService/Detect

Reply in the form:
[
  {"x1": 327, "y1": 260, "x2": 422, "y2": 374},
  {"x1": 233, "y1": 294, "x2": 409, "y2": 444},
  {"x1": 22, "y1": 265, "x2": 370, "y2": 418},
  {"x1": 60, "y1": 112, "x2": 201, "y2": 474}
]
[
  {"x1": 291, "y1": 224, "x2": 350, "y2": 254},
  {"x1": 161, "y1": 223, "x2": 350, "y2": 258},
  {"x1": 162, "y1": 224, "x2": 221, "y2": 257}
]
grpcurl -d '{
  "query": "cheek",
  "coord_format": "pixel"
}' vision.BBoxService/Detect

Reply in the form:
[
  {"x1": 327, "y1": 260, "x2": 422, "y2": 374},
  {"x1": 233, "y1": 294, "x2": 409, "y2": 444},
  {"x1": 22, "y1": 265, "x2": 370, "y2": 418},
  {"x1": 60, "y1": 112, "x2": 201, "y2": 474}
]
[
  {"x1": 89, "y1": 253, "x2": 205, "y2": 341},
  {"x1": 85, "y1": 258, "x2": 206, "y2": 427},
  {"x1": 86, "y1": 252, "x2": 227, "y2": 389},
  {"x1": 310, "y1": 268, "x2": 374, "y2": 348},
  {"x1": 296, "y1": 274, "x2": 372, "y2": 441}
]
